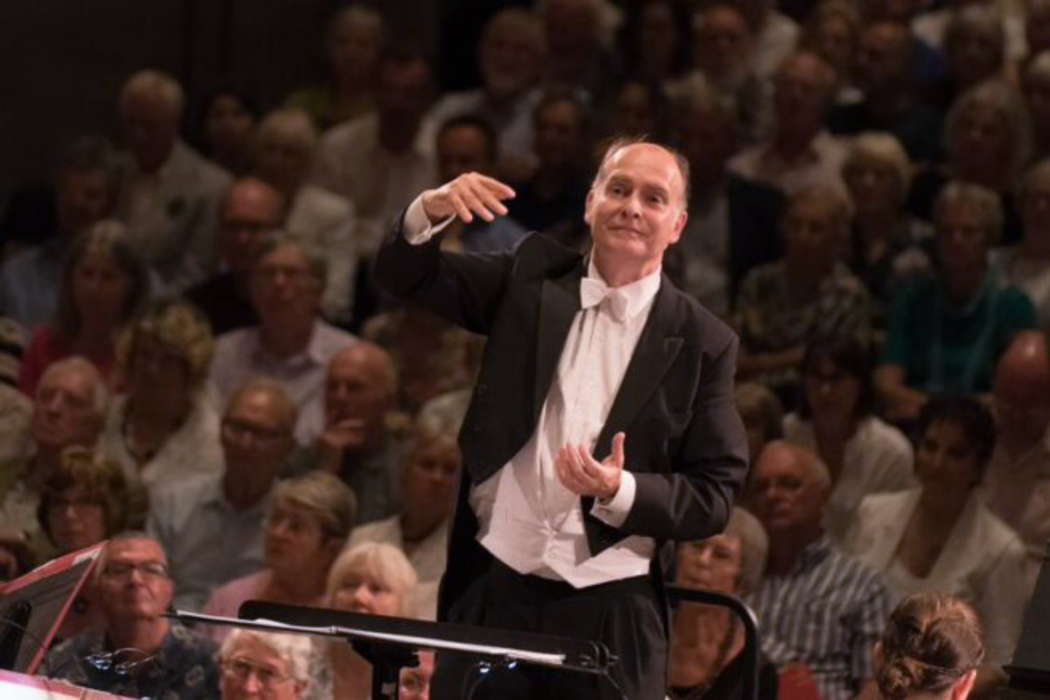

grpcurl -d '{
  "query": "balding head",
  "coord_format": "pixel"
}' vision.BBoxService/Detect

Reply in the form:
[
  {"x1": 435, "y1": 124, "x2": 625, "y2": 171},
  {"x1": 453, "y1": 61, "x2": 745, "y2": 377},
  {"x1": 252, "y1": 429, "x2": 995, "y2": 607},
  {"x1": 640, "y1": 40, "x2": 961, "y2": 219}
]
[
  {"x1": 994, "y1": 331, "x2": 1050, "y2": 444},
  {"x1": 219, "y1": 177, "x2": 285, "y2": 273},
  {"x1": 749, "y1": 441, "x2": 830, "y2": 541},
  {"x1": 119, "y1": 70, "x2": 184, "y2": 172},
  {"x1": 32, "y1": 357, "x2": 107, "y2": 455},
  {"x1": 325, "y1": 343, "x2": 399, "y2": 451}
]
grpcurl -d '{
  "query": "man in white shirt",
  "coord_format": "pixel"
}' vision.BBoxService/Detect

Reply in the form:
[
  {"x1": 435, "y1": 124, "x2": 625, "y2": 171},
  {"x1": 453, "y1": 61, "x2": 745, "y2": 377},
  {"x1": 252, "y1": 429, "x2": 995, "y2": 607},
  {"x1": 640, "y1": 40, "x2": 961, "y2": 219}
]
[{"x1": 375, "y1": 140, "x2": 748, "y2": 699}]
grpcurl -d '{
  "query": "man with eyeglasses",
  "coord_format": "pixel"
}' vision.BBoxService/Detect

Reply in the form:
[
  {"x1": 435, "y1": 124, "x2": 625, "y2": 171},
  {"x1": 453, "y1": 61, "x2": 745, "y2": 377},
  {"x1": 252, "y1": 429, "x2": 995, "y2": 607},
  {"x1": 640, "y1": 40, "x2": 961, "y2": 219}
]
[
  {"x1": 148, "y1": 378, "x2": 298, "y2": 610},
  {"x1": 46, "y1": 532, "x2": 220, "y2": 698},
  {"x1": 218, "y1": 628, "x2": 311, "y2": 700}
]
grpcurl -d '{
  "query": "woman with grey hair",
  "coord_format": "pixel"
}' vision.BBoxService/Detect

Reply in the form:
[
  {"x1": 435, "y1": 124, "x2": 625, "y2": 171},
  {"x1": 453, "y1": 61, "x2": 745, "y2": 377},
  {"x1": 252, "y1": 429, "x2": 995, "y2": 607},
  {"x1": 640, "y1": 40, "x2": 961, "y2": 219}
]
[
  {"x1": 219, "y1": 628, "x2": 313, "y2": 700},
  {"x1": 877, "y1": 181, "x2": 1037, "y2": 422},
  {"x1": 254, "y1": 107, "x2": 357, "y2": 324},
  {"x1": 668, "y1": 507, "x2": 778, "y2": 699}
]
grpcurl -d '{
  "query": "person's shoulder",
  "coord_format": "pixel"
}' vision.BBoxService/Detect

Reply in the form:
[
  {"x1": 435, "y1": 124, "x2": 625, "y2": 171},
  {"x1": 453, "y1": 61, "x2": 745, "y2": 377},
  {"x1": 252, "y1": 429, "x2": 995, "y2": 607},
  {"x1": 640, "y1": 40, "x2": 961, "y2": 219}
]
[
  {"x1": 319, "y1": 112, "x2": 377, "y2": 147},
  {"x1": 295, "y1": 183, "x2": 353, "y2": 218},
  {"x1": 151, "y1": 473, "x2": 220, "y2": 511},
  {"x1": 973, "y1": 498, "x2": 1028, "y2": 558},
  {"x1": 859, "y1": 416, "x2": 913, "y2": 455},
  {"x1": 173, "y1": 141, "x2": 231, "y2": 188},
  {"x1": 348, "y1": 514, "x2": 400, "y2": 547}
]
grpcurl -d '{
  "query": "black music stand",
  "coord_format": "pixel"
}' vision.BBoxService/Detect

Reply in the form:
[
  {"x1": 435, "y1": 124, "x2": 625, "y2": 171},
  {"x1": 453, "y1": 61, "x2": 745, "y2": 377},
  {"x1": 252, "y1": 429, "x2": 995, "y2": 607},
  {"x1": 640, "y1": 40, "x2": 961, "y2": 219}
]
[{"x1": 175, "y1": 600, "x2": 615, "y2": 700}]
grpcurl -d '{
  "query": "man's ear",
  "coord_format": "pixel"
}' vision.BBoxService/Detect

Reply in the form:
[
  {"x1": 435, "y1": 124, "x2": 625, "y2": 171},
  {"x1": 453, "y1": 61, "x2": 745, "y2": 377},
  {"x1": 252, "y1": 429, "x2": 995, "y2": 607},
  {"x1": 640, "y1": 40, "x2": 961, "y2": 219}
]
[
  {"x1": 669, "y1": 207, "x2": 688, "y2": 246},
  {"x1": 584, "y1": 187, "x2": 595, "y2": 226}
]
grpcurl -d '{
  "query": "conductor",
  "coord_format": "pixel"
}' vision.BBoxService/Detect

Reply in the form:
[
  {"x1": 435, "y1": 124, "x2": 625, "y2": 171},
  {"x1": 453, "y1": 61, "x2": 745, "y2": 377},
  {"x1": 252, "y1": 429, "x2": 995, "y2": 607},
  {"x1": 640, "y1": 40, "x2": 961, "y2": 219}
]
[{"x1": 375, "y1": 139, "x2": 749, "y2": 699}]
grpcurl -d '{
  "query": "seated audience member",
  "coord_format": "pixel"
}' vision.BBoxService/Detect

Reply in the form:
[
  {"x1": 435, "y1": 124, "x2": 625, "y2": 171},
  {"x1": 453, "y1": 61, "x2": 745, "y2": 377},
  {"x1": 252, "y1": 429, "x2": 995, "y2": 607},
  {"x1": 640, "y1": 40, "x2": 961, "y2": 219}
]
[
  {"x1": 1023, "y1": 52, "x2": 1050, "y2": 164},
  {"x1": 936, "y1": 5, "x2": 1010, "y2": 109},
  {"x1": 46, "y1": 532, "x2": 220, "y2": 698},
  {"x1": 829, "y1": 23, "x2": 943, "y2": 164},
  {"x1": 785, "y1": 337, "x2": 915, "y2": 542},
  {"x1": 255, "y1": 107, "x2": 357, "y2": 324},
  {"x1": 872, "y1": 593, "x2": 984, "y2": 700},
  {"x1": 362, "y1": 308, "x2": 480, "y2": 415},
  {"x1": 115, "y1": 69, "x2": 232, "y2": 292},
  {"x1": 669, "y1": 507, "x2": 779, "y2": 699},
  {"x1": 992, "y1": 159, "x2": 1050, "y2": 327},
  {"x1": 801, "y1": 1, "x2": 862, "y2": 106},
  {"x1": 286, "y1": 6, "x2": 383, "y2": 131},
  {"x1": 540, "y1": 0, "x2": 616, "y2": 103},
  {"x1": 604, "y1": 78, "x2": 672, "y2": 143},
  {"x1": 292, "y1": 342, "x2": 401, "y2": 524},
  {"x1": 148, "y1": 378, "x2": 297, "y2": 610},
  {"x1": 314, "y1": 542, "x2": 419, "y2": 700},
  {"x1": 99, "y1": 300, "x2": 220, "y2": 496},
  {"x1": 423, "y1": 8, "x2": 545, "y2": 175},
  {"x1": 667, "y1": 80, "x2": 784, "y2": 315},
  {"x1": 913, "y1": 0, "x2": 1025, "y2": 66},
  {"x1": 209, "y1": 233, "x2": 356, "y2": 446},
  {"x1": 185, "y1": 177, "x2": 284, "y2": 335},
  {"x1": 0, "y1": 136, "x2": 121, "y2": 329},
  {"x1": 431, "y1": 115, "x2": 529, "y2": 253},
  {"x1": 204, "y1": 471, "x2": 355, "y2": 641},
  {"x1": 877, "y1": 182, "x2": 1036, "y2": 423},
  {"x1": 312, "y1": 46, "x2": 436, "y2": 260},
  {"x1": 844, "y1": 397, "x2": 1030, "y2": 691},
  {"x1": 18, "y1": 221, "x2": 150, "y2": 397},
  {"x1": 347, "y1": 390, "x2": 469, "y2": 618},
  {"x1": 734, "y1": 186, "x2": 870, "y2": 404},
  {"x1": 842, "y1": 133, "x2": 932, "y2": 341},
  {"x1": 504, "y1": 91, "x2": 593, "y2": 246},
  {"x1": 723, "y1": 0, "x2": 799, "y2": 78},
  {"x1": 982, "y1": 331, "x2": 1050, "y2": 563},
  {"x1": 219, "y1": 629, "x2": 313, "y2": 700},
  {"x1": 909, "y1": 80, "x2": 1029, "y2": 245},
  {"x1": 0, "y1": 357, "x2": 107, "y2": 560},
  {"x1": 198, "y1": 87, "x2": 259, "y2": 177},
  {"x1": 37, "y1": 446, "x2": 139, "y2": 640},
  {"x1": 735, "y1": 382, "x2": 784, "y2": 467},
  {"x1": 728, "y1": 51, "x2": 849, "y2": 197},
  {"x1": 615, "y1": 0, "x2": 691, "y2": 90},
  {"x1": 748, "y1": 441, "x2": 891, "y2": 700}
]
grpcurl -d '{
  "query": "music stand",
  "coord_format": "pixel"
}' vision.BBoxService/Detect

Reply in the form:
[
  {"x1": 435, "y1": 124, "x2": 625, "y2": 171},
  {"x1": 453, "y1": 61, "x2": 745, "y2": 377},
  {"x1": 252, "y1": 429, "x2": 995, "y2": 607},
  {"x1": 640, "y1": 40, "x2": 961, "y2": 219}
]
[
  {"x1": 0, "y1": 543, "x2": 105, "y2": 674},
  {"x1": 174, "y1": 599, "x2": 615, "y2": 700}
]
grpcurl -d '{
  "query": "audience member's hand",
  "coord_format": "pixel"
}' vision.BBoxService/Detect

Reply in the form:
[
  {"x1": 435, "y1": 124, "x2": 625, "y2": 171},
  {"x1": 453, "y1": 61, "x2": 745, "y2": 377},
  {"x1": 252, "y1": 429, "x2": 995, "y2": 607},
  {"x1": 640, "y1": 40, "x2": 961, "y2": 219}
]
[
  {"x1": 421, "y1": 173, "x2": 515, "y2": 225},
  {"x1": 316, "y1": 418, "x2": 368, "y2": 472},
  {"x1": 555, "y1": 432, "x2": 626, "y2": 501}
]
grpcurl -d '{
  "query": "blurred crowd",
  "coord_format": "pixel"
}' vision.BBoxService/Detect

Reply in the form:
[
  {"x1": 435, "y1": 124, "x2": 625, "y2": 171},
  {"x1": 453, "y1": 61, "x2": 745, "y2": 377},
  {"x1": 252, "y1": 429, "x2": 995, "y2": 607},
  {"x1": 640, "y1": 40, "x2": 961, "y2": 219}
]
[{"x1": 1, "y1": 0, "x2": 1049, "y2": 698}]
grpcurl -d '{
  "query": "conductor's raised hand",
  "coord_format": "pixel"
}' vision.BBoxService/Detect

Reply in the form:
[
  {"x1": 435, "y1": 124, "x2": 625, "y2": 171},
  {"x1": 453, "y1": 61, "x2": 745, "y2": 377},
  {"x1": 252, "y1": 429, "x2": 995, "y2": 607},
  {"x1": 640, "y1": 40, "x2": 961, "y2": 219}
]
[
  {"x1": 554, "y1": 432, "x2": 626, "y2": 501},
  {"x1": 421, "y1": 172, "x2": 516, "y2": 225}
]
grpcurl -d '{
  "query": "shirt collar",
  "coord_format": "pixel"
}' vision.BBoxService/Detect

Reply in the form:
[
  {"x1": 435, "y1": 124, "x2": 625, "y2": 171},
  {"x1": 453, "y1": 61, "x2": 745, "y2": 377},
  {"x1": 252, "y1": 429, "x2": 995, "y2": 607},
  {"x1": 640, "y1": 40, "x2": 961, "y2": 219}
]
[{"x1": 584, "y1": 256, "x2": 661, "y2": 322}]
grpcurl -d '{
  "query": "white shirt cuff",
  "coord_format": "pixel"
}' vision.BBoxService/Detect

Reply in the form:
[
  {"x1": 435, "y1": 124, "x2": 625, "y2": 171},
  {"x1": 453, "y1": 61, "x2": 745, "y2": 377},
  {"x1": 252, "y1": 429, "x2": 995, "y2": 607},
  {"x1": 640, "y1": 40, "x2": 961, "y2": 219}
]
[
  {"x1": 590, "y1": 471, "x2": 636, "y2": 528},
  {"x1": 404, "y1": 195, "x2": 455, "y2": 245}
]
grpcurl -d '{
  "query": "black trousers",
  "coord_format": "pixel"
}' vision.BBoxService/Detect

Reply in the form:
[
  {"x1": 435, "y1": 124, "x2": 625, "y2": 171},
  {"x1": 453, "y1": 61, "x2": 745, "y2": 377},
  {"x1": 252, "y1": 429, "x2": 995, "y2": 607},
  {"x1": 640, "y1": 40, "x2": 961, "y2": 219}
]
[{"x1": 430, "y1": 559, "x2": 668, "y2": 700}]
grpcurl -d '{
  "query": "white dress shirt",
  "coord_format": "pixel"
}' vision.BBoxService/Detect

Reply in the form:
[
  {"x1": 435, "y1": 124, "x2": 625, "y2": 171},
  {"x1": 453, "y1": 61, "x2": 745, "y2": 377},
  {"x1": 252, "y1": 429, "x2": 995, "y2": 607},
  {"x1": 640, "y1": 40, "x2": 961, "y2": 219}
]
[{"x1": 403, "y1": 198, "x2": 656, "y2": 587}]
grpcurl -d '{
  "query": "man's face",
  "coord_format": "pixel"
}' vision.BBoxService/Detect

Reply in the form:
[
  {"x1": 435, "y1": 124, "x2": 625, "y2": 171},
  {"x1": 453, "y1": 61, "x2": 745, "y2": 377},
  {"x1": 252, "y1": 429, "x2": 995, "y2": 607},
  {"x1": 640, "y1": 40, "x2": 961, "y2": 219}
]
[
  {"x1": 783, "y1": 196, "x2": 844, "y2": 272},
  {"x1": 32, "y1": 368, "x2": 102, "y2": 451},
  {"x1": 694, "y1": 7, "x2": 752, "y2": 83},
  {"x1": 56, "y1": 168, "x2": 111, "y2": 236},
  {"x1": 221, "y1": 389, "x2": 294, "y2": 482},
  {"x1": 855, "y1": 25, "x2": 909, "y2": 94},
  {"x1": 773, "y1": 55, "x2": 832, "y2": 133},
  {"x1": 480, "y1": 20, "x2": 541, "y2": 100},
  {"x1": 327, "y1": 13, "x2": 382, "y2": 84},
  {"x1": 534, "y1": 100, "x2": 584, "y2": 170},
  {"x1": 586, "y1": 144, "x2": 687, "y2": 272},
  {"x1": 377, "y1": 60, "x2": 430, "y2": 121},
  {"x1": 325, "y1": 349, "x2": 393, "y2": 432},
  {"x1": 120, "y1": 92, "x2": 179, "y2": 172},
  {"x1": 437, "y1": 126, "x2": 492, "y2": 183},
  {"x1": 935, "y1": 199, "x2": 989, "y2": 280},
  {"x1": 221, "y1": 636, "x2": 303, "y2": 700},
  {"x1": 250, "y1": 244, "x2": 322, "y2": 327},
  {"x1": 749, "y1": 447, "x2": 828, "y2": 535},
  {"x1": 97, "y1": 538, "x2": 173, "y2": 622},
  {"x1": 220, "y1": 186, "x2": 283, "y2": 274}
]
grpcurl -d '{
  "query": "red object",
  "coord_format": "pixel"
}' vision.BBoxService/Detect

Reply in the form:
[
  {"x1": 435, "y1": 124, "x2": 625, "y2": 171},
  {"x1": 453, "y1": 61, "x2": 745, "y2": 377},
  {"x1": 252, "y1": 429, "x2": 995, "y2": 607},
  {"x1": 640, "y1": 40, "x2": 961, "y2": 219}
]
[{"x1": 778, "y1": 662, "x2": 822, "y2": 700}]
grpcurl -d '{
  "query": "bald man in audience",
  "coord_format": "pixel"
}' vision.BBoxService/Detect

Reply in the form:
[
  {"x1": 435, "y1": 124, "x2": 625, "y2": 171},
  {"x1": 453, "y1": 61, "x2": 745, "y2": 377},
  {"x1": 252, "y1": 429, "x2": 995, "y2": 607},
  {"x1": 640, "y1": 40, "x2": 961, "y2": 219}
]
[
  {"x1": 115, "y1": 69, "x2": 232, "y2": 292},
  {"x1": 983, "y1": 331, "x2": 1050, "y2": 564},
  {"x1": 185, "y1": 178, "x2": 285, "y2": 334},
  {"x1": 748, "y1": 441, "x2": 890, "y2": 700}
]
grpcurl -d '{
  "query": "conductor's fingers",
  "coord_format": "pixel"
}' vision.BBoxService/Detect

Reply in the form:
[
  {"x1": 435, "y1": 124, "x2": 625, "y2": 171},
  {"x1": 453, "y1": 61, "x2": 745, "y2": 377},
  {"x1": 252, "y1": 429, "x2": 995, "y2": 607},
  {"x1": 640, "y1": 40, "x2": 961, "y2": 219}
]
[
  {"x1": 457, "y1": 185, "x2": 497, "y2": 222},
  {"x1": 474, "y1": 173, "x2": 517, "y2": 201},
  {"x1": 447, "y1": 190, "x2": 474, "y2": 223},
  {"x1": 610, "y1": 432, "x2": 626, "y2": 469}
]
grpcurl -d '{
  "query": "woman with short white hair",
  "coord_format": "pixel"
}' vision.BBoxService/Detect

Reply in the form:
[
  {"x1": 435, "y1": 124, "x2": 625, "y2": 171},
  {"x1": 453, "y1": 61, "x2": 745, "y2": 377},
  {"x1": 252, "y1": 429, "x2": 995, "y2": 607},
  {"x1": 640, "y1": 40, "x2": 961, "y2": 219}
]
[{"x1": 219, "y1": 628, "x2": 313, "y2": 700}]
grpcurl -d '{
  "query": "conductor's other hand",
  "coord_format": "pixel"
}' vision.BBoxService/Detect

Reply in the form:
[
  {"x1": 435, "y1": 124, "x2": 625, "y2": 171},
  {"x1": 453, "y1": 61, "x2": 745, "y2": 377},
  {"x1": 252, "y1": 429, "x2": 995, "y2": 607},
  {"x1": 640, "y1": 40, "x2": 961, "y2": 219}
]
[
  {"x1": 421, "y1": 172, "x2": 516, "y2": 225},
  {"x1": 555, "y1": 432, "x2": 626, "y2": 501}
]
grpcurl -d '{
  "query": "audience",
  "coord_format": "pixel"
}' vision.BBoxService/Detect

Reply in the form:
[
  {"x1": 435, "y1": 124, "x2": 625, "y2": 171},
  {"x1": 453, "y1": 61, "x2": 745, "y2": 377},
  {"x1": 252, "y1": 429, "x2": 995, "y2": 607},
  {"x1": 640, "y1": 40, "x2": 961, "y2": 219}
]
[
  {"x1": 784, "y1": 336, "x2": 916, "y2": 542},
  {"x1": 185, "y1": 177, "x2": 284, "y2": 335},
  {"x1": 314, "y1": 542, "x2": 419, "y2": 700},
  {"x1": 199, "y1": 88, "x2": 259, "y2": 177},
  {"x1": 0, "y1": 136, "x2": 121, "y2": 329},
  {"x1": 734, "y1": 382, "x2": 785, "y2": 471},
  {"x1": 748, "y1": 441, "x2": 891, "y2": 700},
  {"x1": 99, "y1": 299, "x2": 220, "y2": 497},
  {"x1": 983, "y1": 331, "x2": 1050, "y2": 563},
  {"x1": 254, "y1": 107, "x2": 357, "y2": 324},
  {"x1": 18, "y1": 220, "x2": 149, "y2": 397},
  {"x1": 218, "y1": 629, "x2": 313, "y2": 700},
  {"x1": 209, "y1": 232, "x2": 357, "y2": 446},
  {"x1": 1022, "y1": 51, "x2": 1050, "y2": 163},
  {"x1": 669, "y1": 507, "x2": 779, "y2": 699},
  {"x1": 46, "y1": 532, "x2": 220, "y2": 698},
  {"x1": 114, "y1": 69, "x2": 231, "y2": 292},
  {"x1": 844, "y1": 397, "x2": 1031, "y2": 690},
  {"x1": 992, "y1": 158, "x2": 1050, "y2": 327},
  {"x1": 541, "y1": 0, "x2": 613, "y2": 102},
  {"x1": 877, "y1": 182, "x2": 1036, "y2": 423},
  {"x1": 148, "y1": 378, "x2": 297, "y2": 610},
  {"x1": 204, "y1": 470, "x2": 356, "y2": 641}
]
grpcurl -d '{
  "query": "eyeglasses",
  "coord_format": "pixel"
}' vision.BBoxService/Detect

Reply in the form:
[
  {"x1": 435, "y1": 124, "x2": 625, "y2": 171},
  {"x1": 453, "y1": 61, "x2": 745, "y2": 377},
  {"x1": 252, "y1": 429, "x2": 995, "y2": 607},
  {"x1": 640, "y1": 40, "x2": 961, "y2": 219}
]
[
  {"x1": 222, "y1": 418, "x2": 288, "y2": 444},
  {"x1": 101, "y1": 561, "x2": 170, "y2": 580},
  {"x1": 222, "y1": 657, "x2": 293, "y2": 690}
]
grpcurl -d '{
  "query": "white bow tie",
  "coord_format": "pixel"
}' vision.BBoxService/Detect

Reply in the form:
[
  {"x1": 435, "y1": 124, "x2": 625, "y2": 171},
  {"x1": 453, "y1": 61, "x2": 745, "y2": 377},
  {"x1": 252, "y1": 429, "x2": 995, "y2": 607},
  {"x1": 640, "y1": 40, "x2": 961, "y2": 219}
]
[{"x1": 580, "y1": 277, "x2": 630, "y2": 322}]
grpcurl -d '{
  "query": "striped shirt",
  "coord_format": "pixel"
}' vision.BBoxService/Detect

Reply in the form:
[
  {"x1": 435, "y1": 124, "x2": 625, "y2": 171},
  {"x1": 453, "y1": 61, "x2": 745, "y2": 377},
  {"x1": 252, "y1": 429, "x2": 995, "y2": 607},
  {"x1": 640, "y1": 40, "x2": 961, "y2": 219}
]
[{"x1": 748, "y1": 535, "x2": 890, "y2": 700}]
